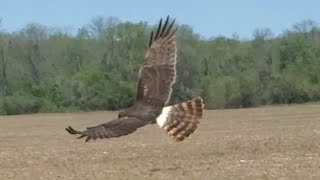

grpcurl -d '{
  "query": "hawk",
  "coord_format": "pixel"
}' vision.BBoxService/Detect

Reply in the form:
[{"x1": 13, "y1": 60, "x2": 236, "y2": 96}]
[{"x1": 66, "y1": 16, "x2": 205, "y2": 142}]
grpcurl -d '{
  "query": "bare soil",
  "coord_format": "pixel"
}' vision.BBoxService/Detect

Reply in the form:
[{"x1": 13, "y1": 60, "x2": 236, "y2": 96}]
[{"x1": 1, "y1": 104, "x2": 320, "y2": 180}]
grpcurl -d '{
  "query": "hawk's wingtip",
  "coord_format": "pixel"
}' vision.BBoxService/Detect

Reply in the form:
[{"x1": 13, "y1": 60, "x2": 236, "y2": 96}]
[
  {"x1": 65, "y1": 126, "x2": 80, "y2": 135},
  {"x1": 66, "y1": 126, "x2": 92, "y2": 142}
]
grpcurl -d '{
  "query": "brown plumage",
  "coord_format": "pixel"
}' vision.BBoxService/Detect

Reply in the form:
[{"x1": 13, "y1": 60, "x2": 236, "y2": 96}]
[
  {"x1": 66, "y1": 117, "x2": 149, "y2": 142},
  {"x1": 157, "y1": 96, "x2": 204, "y2": 142},
  {"x1": 65, "y1": 16, "x2": 205, "y2": 142},
  {"x1": 136, "y1": 16, "x2": 177, "y2": 105}
]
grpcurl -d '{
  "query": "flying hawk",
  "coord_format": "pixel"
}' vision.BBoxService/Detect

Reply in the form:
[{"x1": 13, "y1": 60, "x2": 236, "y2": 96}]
[{"x1": 65, "y1": 16, "x2": 205, "y2": 142}]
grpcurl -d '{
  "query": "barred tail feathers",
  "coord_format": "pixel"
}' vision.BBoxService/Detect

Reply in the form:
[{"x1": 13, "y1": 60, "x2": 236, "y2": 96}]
[{"x1": 156, "y1": 96, "x2": 204, "y2": 141}]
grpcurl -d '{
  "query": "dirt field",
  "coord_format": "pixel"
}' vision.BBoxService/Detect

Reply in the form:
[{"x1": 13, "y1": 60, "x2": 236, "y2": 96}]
[{"x1": 1, "y1": 104, "x2": 320, "y2": 180}]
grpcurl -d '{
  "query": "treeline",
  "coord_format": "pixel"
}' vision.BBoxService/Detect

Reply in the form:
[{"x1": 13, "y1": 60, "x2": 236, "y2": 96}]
[{"x1": 0, "y1": 17, "x2": 320, "y2": 115}]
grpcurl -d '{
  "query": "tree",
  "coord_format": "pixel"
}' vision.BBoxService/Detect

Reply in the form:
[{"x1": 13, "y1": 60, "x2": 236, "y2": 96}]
[{"x1": 0, "y1": 17, "x2": 320, "y2": 115}]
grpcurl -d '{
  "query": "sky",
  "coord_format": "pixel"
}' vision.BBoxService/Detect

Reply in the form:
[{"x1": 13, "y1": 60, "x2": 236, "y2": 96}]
[{"x1": 1, "y1": 0, "x2": 320, "y2": 39}]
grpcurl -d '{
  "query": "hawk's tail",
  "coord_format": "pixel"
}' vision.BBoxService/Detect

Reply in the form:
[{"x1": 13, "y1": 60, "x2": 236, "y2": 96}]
[{"x1": 156, "y1": 96, "x2": 204, "y2": 141}]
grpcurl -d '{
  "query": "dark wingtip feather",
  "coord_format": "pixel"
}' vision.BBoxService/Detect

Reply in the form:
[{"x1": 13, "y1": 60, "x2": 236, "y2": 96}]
[
  {"x1": 164, "y1": 18, "x2": 176, "y2": 37},
  {"x1": 148, "y1": 31, "x2": 154, "y2": 47},
  {"x1": 66, "y1": 126, "x2": 81, "y2": 135},
  {"x1": 66, "y1": 126, "x2": 92, "y2": 142},
  {"x1": 85, "y1": 137, "x2": 92, "y2": 142},
  {"x1": 154, "y1": 18, "x2": 163, "y2": 40},
  {"x1": 77, "y1": 134, "x2": 86, "y2": 139},
  {"x1": 149, "y1": 16, "x2": 177, "y2": 47},
  {"x1": 160, "y1": 15, "x2": 170, "y2": 37}
]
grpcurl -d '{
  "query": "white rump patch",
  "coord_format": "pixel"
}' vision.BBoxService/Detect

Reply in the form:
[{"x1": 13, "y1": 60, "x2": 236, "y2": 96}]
[{"x1": 156, "y1": 106, "x2": 172, "y2": 128}]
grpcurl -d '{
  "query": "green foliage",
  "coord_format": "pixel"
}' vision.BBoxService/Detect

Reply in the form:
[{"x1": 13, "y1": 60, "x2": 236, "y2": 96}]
[
  {"x1": 0, "y1": 17, "x2": 320, "y2": 115},
  {"x1": 3, "y1": 94, "x2": 51, "y2": 115},
  {"x1": 72, "y1": 67, "x2": 135, "y2": 110}
]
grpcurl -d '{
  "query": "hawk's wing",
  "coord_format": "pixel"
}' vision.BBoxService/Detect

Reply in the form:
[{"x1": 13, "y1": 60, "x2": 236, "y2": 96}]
[
  {"x1": 136, "y1": 16, "x2": 178, "y2": 106},
  {"x1": 65, "y1": 117, "x2": 149, "y2": 142}
]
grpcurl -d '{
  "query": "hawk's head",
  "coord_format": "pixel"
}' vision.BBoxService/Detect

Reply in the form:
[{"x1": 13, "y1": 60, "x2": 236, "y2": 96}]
[{"x1": 118, "y1": 110, "x2": 126, "y2": 118}]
